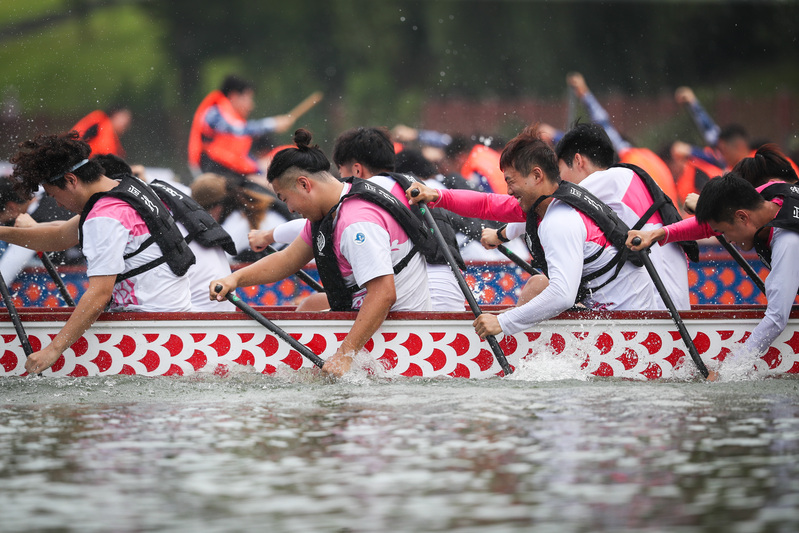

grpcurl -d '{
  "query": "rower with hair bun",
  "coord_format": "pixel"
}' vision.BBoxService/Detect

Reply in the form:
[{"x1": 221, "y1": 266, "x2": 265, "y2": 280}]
[{"x1": 211, "y1": 128, "x2": 432, "y2": 377}]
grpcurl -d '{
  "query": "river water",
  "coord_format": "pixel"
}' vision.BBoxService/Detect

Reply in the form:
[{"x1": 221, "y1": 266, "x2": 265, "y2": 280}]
[{"x1": 2, "y1": 362, "x2": 798, "y2": 532}]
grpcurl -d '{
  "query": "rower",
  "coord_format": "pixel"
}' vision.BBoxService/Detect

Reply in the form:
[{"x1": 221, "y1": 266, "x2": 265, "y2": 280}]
[
  {"x1": 629, "y1": 172, "x2": 799, "y2": 363},
  {"x1": 555, "y1": 122, "x2": 698, "y2": 310},
  {"x1": 4, "y1": 132, "x2": 194, "y2": 374},
  {"x1": 407, "y1": 124, "x2": 658, "y2": 340},
  {"x1": 210, "y1": 129, "x2": 432, "y2": 377}
]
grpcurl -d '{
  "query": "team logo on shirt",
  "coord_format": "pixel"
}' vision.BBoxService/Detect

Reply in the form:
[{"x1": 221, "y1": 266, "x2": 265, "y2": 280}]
[
  {"x1": 354, "y1": 232, "x2": 366, "y2": 245},
  {"x1": 316, "y1": 233, "x2": 326, "y2": 254},
  {"x1": 793, "y1": 206, "x2": 799, "y2": 219}
]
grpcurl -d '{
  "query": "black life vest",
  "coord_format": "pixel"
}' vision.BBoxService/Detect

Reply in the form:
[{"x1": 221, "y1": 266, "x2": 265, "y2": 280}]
[
  {"x1": 150, "y1": 179, "x2": 237, "y2": 256},
  {"x1": 379, "y1": 172, "x2": 466, "y2": 270},
  {"x1": 311, "y1": 179, "x2": 433, "y2": 311},
  {"x1": 612, "y1": 162, "x2": 700, "y2": 263},
  {"x1": 754, "y1": 182, "x2": 799, "y2": 268},
  {"x1": 524, "y1": 180, "x2": 642, "y2": 300},
  {"x1": 79, "y1": 175, "x2": 195, "y2": 282}
]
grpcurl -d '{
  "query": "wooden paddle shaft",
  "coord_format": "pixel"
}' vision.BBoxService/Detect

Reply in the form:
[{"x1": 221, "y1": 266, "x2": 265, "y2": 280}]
[{"x1": 288, "y1": 91, "x2": 323, "y2": 119}]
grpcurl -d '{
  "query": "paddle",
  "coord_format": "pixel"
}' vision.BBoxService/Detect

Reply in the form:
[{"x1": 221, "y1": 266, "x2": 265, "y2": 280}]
[
  {"x1": 631, "y1": 236, "x2": 709, "y2": 379},
  {"x1": 37, "y1": 251, "x2": 75, "y2": 306},
  {"x1": 0, "y1": 270, "x2": 35, "y2": 372},
  {"x1": 497, "y1": 244, "x2": 541, "y2": 277},
  {"x1": 287, "y1": 91, "x2": 324, "y2": 121},
  {"x1": 715, "y1": 235, "x2": 766, "y2": 295},
  {"x1": 215, "y1": 284, "x2": 324, "y2": 369},
  {"x1": 411, "y1": 189, "x2": 513, "y2": 376},
  {"x1": 264, "y1": 245, "x2": 325, "y2": 293}
]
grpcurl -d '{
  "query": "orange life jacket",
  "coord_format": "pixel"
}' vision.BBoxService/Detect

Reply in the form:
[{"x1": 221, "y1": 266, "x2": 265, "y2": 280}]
[
  {"x1": 619, "y1": 147, "x2": 679, "y2": 208},
  {"x1": 72, "y1": 110, "x2": 125, "y2": 157},
  {"x1": 460, "y1": 144, "x2": 506, "y2": 194},
  {"x1": 676, "y1": 158, "x2": 724, "y2": 202},
  {"x1": 187, "y1": 90, "x2": 258, "y2": 176}
]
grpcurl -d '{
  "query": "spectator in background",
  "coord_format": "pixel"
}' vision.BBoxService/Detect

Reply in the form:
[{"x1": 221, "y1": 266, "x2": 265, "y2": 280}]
[
  {"x1": 675, "y1": 86, "x2": 799, "y2": 176},
  {"x1": 188, "y1": 75, "x2": 295, "y2": 179},
  {"x1": 566, "y1": 72, "x2": 680, "y2": 209},
  {"x1": 71, "y1": 106, "x2": 131, "y2": 158}
]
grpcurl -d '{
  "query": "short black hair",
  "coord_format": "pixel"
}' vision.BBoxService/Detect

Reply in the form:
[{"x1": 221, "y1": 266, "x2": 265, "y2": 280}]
[
  {"x1": 91, "y1": 154, "x2": 131, "y2": 179},
  {"x1": 395, "y1": 149, "x2": 437, "y2": 179},
  {"x1": 332, "y1": 127, "x2": 395, "y2": 173},
  {"x1": 718, "y1": 124, "x2": 748, "y2": 143},
  {"x1": 220, "y1": 75, "x2": 254, "y2": 97},
  {"x1": 499, "y1": 124, "x2": 559, "y2": 183},
  {"x1": 555, "y1": 122, "x2": 617, "y2": 169},
  {"x1": 695, "y1": 172, "x2": 764, "y2": 224}
]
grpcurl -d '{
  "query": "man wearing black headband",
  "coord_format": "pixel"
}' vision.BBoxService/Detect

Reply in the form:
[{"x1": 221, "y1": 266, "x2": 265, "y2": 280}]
[{"x1": 3, "y1": 131, "x2": 194, "y2": 374}]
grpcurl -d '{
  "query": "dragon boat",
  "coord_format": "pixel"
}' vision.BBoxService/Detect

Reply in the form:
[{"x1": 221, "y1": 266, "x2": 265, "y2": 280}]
[
  {"x1": 1, "y1": 305, "x2": 798, "y2": 379},
  {"x1": 1, "y1": 245, "x2": 795, "y2": 380}
]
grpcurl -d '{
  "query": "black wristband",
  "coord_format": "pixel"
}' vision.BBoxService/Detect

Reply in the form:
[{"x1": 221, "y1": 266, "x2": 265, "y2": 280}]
[{"x1": 496, "y1": 224, "x2": 510, "y2": 243}]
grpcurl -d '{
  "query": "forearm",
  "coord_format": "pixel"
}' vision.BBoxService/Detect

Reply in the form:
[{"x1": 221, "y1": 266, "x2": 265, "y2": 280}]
[
  {"x1": 687, "y1": 100, "x2": 721, "y2": 147},
  {"x1": 336, "y1": 280, "x2": 394, "y2": 356},
  {"x1": 231, "y1": 238, "x2": 313, "y2": 288},
  {"x1": 47, "y1": 278, "x2": 112, "y2": 355},
  {"x1": 662, "y1": 218, "x2": 716, "y2": 244},
  {"x1": 0, "y1": 216, "x2": 79, "y2": 251},
  {"x1": 581, "y1": 91, "x2": 630, "y2": 152},
  {"x1": 433, "y1": 189, "x2": 526, "y2": 223}
]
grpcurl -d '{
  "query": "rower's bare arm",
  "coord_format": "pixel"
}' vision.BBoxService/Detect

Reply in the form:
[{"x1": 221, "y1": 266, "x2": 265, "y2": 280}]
[
  {"x1": 0, "y1": 215, "x2": 79, "y2": 251},
  {"x1": 210, "y1": 236, "x2": 314, "y2": 300},
  {"x1": 324, "y1": 274, "x2": 396, "y2": 376},
  {"x1": 626, "y1": 228, "x2": 666, "y2": 250},
  {"x1": 405, "y1": 182, "x2": 440, "y2": 205},
  {"x1": 24, "y1": 274, "x2": 114, "y2": 374}
]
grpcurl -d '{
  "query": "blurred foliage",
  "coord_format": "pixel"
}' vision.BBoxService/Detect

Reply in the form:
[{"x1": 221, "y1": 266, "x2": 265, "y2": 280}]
[{"x1": 1, "y1": 0, "x2": 798, "y2": 173}]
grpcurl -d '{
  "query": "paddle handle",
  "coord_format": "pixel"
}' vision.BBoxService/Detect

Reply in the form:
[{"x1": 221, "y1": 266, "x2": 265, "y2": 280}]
[
  {"x1": 497, "y1": 245, "x2": 541, "y2": 277},
  {"x1": 411, "y1": 188, "x2": 513, "y2": 376},
  {"x1": 37, "y1": 251, "x2": 75, "y2": 306},
  {"x1": 715, "y1": 236, "x2": 766, "y2": 294},
  {"x1": 0, "y1": 271, "x2": 33, "y2": 357},
  {"x1": 216, "y1": 285, "x2": 325, "y2": 369},
  {"x1": 631, "y1": 237, "x2": 709, "y2": 378}
]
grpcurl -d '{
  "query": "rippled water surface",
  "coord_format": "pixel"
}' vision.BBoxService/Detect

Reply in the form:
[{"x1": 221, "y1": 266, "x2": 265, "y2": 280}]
[{"x1": 2, "y1": 367, "x2": 799, "y2": 532}]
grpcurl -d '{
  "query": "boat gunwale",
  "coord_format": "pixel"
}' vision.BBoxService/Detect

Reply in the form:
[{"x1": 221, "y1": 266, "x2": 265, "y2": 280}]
[{"x1": 0, "y1": 304, "x2": 789, "y2": 323}]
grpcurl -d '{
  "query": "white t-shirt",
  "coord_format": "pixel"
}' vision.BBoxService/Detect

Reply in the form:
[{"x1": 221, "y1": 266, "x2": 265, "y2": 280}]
[
  {"x1": 300, "y1": 183, "x2": 431, "y2": 312},
  {"x1": 82, "y1": 196, "x2": 192, "y2": 312},
  {"x1": 744, "y1": 227, "x2": 799, "y2": 354},
  {"x1": 178, "y1": 224, "x2": 235, "y2": 312},
  {"x1": 581, "y1": 167, "x2": 690, "y2": 310},
  {"x1": 498, "y1": 200, "x2": 656, "y2": 335}
]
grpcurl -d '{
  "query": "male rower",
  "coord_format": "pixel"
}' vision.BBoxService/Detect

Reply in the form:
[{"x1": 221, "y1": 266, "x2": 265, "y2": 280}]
[
  {"x1": 554, "y1": 122, "x2": 696, "y2": 310},
  {"x1": 407, "y1": 124, "x2": 656, "y2": 339},
  {"x1": 211, "y1": 129, "x2": 431, "y2": 376},
  {"x1": 629, "y1": 173, "x2": 799, "y2": 361},
  {"x1": 3, "y1": 132, "x2": 194, "y2": 374}
]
